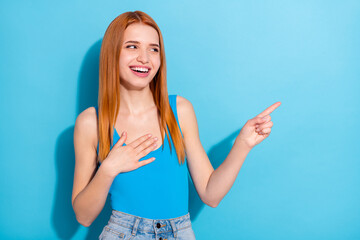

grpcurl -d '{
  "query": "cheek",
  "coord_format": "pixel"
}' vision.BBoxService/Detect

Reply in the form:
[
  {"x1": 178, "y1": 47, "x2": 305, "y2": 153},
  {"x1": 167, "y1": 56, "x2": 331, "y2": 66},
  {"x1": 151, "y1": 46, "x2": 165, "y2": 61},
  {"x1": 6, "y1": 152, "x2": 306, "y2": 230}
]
[
  {"x1": 152, "y1": 57, "x2": 161, "y2": 69},
  {"x1": 119, "y1": 56, "x2": 133, "y2": 72},
  {"x1": 119, "y1": 53, "x2": 132, "y2": 64}
]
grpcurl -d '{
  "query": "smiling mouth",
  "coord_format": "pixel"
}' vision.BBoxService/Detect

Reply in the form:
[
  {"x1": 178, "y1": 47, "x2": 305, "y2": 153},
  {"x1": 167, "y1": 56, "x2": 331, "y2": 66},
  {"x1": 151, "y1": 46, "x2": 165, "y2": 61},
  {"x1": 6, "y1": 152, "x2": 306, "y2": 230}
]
[
  {"x1": 129, "y1": 66, "x2": 151, "y2": 77},
  {"x1": 129, "y1": 66, "x2": 151, "y2": 73}
]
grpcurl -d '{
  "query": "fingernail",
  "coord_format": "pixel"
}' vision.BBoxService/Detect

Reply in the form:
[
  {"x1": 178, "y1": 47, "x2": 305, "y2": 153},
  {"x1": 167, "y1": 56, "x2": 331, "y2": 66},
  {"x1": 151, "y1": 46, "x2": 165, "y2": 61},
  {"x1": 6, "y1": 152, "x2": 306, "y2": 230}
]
[{"x1": 122, "y1": 131, "x2": 126, "y2": 136}]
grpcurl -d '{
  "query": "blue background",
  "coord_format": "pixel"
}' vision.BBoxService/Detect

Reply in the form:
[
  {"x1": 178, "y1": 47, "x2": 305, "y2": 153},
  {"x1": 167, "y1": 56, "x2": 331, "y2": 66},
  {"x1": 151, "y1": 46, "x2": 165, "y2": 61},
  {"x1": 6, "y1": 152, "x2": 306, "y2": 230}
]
[{"x1": 1, "y1": 0, "x2": 359, "y2": 239}]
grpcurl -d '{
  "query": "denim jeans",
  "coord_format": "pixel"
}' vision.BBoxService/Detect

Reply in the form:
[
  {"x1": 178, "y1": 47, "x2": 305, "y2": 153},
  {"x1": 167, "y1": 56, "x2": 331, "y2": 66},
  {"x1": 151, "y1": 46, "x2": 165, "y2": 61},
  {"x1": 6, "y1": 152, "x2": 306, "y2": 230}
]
[{"x1": 99, "y1": 209, "x2": 196, "y2": 240}]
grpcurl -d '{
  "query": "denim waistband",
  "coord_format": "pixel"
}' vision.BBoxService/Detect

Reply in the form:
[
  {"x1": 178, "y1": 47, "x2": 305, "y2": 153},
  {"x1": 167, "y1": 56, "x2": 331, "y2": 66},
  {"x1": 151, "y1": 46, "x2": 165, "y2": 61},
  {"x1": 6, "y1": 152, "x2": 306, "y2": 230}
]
[{"x1": 108, "y1": 209, "x2": 192, "y2": 236}]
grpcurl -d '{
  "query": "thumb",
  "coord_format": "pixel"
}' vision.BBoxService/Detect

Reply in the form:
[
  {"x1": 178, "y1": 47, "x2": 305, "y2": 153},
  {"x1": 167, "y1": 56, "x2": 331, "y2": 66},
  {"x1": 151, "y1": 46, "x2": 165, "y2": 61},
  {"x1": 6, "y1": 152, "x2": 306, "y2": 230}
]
[{"x1": 114, "y1": 131, "x2": 127, "y2": 148}]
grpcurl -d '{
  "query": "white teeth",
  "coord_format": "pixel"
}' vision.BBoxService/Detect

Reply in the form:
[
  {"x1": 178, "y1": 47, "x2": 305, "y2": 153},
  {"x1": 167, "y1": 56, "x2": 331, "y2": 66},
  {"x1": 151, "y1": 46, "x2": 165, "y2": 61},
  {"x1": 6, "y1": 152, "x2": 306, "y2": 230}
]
[{"x1": 130, "y1": 67, "x2": 149, "y2": 73}]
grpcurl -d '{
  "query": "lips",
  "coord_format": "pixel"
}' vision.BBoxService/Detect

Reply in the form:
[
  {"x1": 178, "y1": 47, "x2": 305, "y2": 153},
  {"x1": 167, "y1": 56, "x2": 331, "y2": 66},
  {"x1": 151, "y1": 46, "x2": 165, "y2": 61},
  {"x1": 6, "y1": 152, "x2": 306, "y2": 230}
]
[
  {"x1": 129, "y1": 66, "x2": 151, "y2": 77},
  {"x1": 129, "y1": 65, "x2": 151, "y2": 71}
]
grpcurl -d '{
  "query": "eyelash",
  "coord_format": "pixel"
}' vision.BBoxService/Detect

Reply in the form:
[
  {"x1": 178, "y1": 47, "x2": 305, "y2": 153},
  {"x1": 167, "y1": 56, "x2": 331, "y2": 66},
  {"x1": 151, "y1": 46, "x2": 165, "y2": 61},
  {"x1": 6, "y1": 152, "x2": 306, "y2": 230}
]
[{"x1": 126, "y1": 45, "x2": 159, "y2": 52}]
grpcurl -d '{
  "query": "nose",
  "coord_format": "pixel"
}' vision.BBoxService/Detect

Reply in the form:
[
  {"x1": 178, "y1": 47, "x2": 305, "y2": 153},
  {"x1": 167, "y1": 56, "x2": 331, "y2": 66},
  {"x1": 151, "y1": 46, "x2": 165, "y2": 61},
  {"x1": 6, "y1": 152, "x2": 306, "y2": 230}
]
[{"x1": 136, "y1": 48, "x2": 149, "y2": 64}]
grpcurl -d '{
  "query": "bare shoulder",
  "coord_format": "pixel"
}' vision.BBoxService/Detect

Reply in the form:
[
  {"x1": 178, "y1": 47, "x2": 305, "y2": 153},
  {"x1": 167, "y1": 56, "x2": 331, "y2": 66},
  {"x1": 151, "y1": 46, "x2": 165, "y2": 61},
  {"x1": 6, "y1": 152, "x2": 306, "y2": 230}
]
[
  {"x1": 176, "y1": 95, "x2": 195, "y2": 117},
  {"x1": 176, "y1": 94, "x2": 192, "y2": 107},
  {"x1": 176, "y1": 95, "x2": 197, "y2": 136},
  {"x1": 74, "y1": 106, "x2": 98, "y2": 154}
]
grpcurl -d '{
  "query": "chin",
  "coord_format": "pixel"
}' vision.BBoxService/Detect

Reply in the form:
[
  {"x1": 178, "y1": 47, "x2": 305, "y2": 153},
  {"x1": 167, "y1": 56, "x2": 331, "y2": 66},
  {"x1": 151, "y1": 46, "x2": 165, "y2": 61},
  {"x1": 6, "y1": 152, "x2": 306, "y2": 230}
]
[{"x1": 121, "y1": 78, "x2": 153, "y2": 90}]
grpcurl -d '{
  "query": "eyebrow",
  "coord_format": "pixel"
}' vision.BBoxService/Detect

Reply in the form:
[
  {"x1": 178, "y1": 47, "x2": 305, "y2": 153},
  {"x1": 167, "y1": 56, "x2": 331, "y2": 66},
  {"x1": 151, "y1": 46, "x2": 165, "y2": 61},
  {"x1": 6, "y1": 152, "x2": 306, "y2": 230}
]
[{"x1": 124, "y1": 40, "x2": 160, "y2": 48}]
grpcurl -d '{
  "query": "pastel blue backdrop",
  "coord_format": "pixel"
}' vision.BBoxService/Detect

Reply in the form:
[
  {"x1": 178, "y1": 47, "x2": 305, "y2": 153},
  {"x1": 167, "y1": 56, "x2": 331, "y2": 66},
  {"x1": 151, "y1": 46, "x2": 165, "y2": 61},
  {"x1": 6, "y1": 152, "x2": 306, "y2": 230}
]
[{"x1": 1, "y1": 0, "x2": 359, "y2": 239}]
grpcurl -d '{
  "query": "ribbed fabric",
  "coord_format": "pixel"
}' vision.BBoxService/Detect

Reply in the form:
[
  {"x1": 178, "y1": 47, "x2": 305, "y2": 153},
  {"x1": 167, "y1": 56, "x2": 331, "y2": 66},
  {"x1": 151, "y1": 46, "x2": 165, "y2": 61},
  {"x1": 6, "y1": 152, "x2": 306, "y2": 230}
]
[{"x1": 95, "y1": 94, "x2": 189, "y2": 219}]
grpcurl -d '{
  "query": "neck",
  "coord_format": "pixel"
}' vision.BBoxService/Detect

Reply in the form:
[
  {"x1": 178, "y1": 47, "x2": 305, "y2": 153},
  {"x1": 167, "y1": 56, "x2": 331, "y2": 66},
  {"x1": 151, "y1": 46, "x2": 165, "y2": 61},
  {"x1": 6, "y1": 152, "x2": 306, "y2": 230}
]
[{"x1": 118, "y1": 86, "x2": 156, "y2": 116}]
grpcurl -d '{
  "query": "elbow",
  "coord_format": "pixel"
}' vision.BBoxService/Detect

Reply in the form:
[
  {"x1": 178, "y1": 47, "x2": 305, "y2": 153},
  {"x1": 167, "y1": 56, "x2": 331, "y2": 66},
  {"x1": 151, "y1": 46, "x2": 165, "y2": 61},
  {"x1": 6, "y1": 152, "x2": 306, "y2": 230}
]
[
  {"x1": 72, "y1": 199, "x2": 93, "y2": 227},
  {"x1": 80, "y1": 222, "x2": 92, "y2": 228},
  {"x1": 202, "y1": 196, "x2": 219, "y2": 208},
  {"x1": 73, "y1": 208, "x2": 93, "y2": 227},
  {"x1": 207, "y1": 201, "x2": 219, "y2": 208},
  {"x1": 76, "y1": 216, "x2": 93, "y2": 227}
]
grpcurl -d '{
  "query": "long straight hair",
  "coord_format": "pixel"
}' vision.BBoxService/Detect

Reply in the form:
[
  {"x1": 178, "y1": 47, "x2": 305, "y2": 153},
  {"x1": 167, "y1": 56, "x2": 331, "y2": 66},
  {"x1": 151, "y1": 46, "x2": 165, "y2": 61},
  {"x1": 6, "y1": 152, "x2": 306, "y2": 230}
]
[{"x1": 97, "y1": 11, "x2": 185, "y2": 165}]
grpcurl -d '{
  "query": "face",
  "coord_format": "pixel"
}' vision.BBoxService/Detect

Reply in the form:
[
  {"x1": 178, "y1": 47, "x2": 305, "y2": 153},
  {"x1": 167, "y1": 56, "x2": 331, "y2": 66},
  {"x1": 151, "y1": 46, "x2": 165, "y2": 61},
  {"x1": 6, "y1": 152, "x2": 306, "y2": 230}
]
[{"x1": 119, "y1": 23, "x2": 161, "y2": 90}]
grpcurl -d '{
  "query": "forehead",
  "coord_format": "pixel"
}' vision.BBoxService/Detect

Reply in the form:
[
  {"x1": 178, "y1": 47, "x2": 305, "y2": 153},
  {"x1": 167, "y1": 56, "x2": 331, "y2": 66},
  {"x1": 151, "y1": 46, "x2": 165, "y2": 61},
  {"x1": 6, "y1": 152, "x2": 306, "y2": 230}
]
[{"x1": 123, "y1": 23, "x2": 159, "y2": 44}]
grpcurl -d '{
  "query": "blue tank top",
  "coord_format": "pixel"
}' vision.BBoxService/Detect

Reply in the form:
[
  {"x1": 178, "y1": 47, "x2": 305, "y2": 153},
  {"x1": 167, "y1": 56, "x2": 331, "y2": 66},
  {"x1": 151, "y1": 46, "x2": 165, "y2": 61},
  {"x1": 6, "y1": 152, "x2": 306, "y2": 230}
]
[{"x1": 95, "y1": 94, "x2": 189, "y2": 219}]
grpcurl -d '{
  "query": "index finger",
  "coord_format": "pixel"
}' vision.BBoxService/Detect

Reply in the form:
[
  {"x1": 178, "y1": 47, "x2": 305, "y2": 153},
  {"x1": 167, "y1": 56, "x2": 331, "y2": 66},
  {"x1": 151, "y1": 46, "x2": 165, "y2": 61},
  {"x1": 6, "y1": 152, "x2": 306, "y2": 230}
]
[
  {"x1": 256, "y1": 102, "x2": 281, "y2": 118},
  {"x1": 127, "y1": 133, "x2": 152, "y2": 148}
]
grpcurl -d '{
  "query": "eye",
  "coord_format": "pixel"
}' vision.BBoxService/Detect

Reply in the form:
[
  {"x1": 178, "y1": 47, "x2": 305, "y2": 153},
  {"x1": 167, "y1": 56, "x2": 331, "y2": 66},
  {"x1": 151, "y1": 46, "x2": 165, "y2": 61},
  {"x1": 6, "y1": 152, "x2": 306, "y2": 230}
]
[{"x1": 126, "y1": 45, "x2": 159, "y2": 52}]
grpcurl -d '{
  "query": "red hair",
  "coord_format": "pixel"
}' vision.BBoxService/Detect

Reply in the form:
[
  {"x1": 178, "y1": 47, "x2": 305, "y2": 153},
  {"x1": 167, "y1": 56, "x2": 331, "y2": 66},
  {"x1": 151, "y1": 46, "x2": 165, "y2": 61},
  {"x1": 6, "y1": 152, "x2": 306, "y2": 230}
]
[{"x1": 97, "y1": 11, "x2": 185, "y2": 165}]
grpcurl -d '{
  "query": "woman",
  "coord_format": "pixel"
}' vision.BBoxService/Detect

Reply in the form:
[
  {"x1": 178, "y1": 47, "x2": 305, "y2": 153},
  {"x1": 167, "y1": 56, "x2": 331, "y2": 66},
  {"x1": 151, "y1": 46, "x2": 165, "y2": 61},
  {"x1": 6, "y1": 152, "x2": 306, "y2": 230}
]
[{"x1": 72, "y1": 10, "x2": 281, "y2": 240}]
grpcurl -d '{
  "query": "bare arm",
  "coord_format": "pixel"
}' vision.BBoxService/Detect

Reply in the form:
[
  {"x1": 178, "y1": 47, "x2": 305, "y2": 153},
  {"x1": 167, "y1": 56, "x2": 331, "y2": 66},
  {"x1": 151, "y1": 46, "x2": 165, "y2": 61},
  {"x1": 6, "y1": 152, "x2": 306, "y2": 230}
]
[
  {"x1": 204, "y1": 139, "x2": 251, "y2": 207},
  {"x1": 179, "y1": 95, "x2": 246, "y2": 208},
  {"x1": 178, "y1": 96, "x2": 279, "y2": 207},
  {"x1": 176, "y1": 96, "x2": 215, "y2": 207},
  {"x1": 206, "y1": 101, "x2": 280, "y2": 206},
  {"x1": 71, "y1": 107, "x2": 114, "y2": 227}
]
